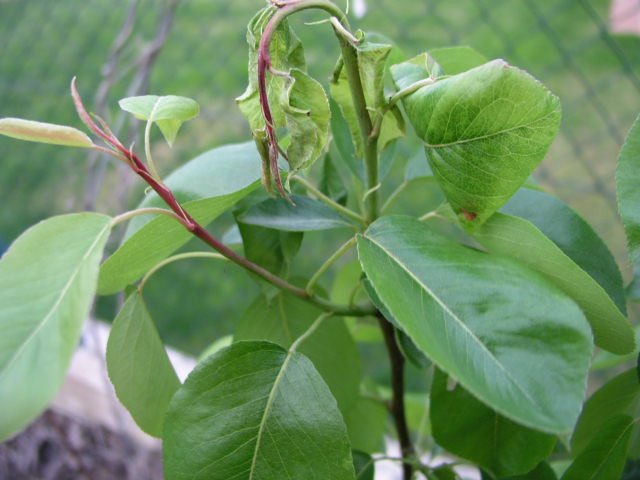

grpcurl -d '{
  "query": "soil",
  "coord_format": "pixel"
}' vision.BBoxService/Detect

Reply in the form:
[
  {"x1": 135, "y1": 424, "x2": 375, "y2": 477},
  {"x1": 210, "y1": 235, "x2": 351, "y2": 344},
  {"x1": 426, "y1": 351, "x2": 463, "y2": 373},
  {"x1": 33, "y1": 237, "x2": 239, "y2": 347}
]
[{"x1": 0, "y1": 410, "x2": 162, "y2": 480}]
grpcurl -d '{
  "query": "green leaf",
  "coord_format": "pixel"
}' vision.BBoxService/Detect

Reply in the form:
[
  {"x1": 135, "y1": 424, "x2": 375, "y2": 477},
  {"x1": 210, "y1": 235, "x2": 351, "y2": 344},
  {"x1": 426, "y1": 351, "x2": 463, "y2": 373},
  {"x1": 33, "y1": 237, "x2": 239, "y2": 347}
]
[
  {"x1": 352, "y1": 451, "x2": 374, "y2": 480},
  {"x1": 391, "y1": 59, "x2": 561, "y2": 229},
  {"x1": 562, "y1": 415, "x2": 635, "y2": 480},
  {"x1": 427, "y1": 46, "x2": 488, "y2": 76},
  {"x1": 344, "y1": 397, "x2": 387, "y2": 454},
  {"x1": 234, "y1": 292, "x2": 361, "y2": 416},
  {"x1": 319, "y1": 152, "x2": 348, "y2": 203},
  {"x1": 330, "y1": 37, "x2": 405, "y2": 158},
  {"x1": 617, "y1": 114, "x2": 640, "y2": 269},
  {"x1": 357, "y1": 216, "x2": 592, "y2": 434},
  {"x1": 474, "y1": 211, "x2": 634, "y2": 354},
  {"x1": 119, "y1": 95, "x2": 199, "y2": 146},
  {"x1": 330, "y1": 98, "x2": 362, "y2": 181},
  {"x1": 236, "y1": 6, "x2": 305, "y2": 132},
  {"x1": 98, "y1": 142, "x2": 262, "y2": 295},
  {"x1": 501, "y1": 462, "x2": 557, "y2": 480},
  {"x1": 237, "y1": 195, "x2": 357, "y2": 232},
  {"x1": 0, "y1": 213, "x2": 111, "y2": 441},
  {"x1": 571, "y1": 369, "x2": 640, "y2": 455},
  {"x1": 236, "y1": 221, "x2": 302, "y2": 279},
  {"x1": 106, "y1": 293, "x2": 180, "y2": 437},
  {"x1": 283, "y1": 69, "x2": 331, "y2": 174},
  {"x1": 163, "y1": 341, "x2": 356, "y2": 480},
  {"x1": 0, "y1": 117, "x2": 94, "y2": 148},
  {"x1": 429, "y1": 466, "x2": 458, "y2": 480},
  {"x1": 502, "y1": 188, "x2": 627, "y2": 313},
  {"x1": 431, "y1": 369, "x2": 555, "y2": 477}
]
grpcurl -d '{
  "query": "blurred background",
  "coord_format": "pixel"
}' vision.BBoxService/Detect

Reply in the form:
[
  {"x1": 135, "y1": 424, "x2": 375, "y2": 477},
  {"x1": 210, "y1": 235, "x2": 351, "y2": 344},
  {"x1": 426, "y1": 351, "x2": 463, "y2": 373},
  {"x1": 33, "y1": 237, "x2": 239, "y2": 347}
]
[
  {"x1": 2, "y1": 0, "x2": 639, "y2": 354},
  {"x1": 1, "y1": 0, "x2": 640, "y2": 478}
]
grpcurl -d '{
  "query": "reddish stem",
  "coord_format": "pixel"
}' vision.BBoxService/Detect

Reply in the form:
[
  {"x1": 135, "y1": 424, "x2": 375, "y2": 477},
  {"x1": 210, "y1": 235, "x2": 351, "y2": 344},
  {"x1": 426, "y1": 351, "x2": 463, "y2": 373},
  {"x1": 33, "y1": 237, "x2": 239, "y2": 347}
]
[{"x1": 257, "y1": 7, "x2": 294, "y2": 200}]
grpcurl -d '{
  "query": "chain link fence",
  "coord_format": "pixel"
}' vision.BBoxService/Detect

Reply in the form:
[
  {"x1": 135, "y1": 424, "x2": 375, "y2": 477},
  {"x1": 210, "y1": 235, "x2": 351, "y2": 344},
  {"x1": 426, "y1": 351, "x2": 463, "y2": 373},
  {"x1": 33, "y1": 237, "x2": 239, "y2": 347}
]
[{"x1": 1, "y1": 0, "x2": 640, "y2": 349}]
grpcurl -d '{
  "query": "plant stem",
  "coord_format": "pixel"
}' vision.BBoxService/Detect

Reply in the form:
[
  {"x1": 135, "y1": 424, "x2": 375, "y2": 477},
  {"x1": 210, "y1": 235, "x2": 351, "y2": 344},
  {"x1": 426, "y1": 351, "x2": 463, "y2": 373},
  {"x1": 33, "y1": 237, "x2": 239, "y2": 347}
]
[
  {"x1": 292, "y1": 176, "x2": 365, "y2": 224},
  {"x1": 306, "y1": 236, "x2": 356, "y2": 294},
  {"x1": 377, "y1": 313, "x2": 415, "y2": 480},
  {"x1": 72, "y1": 81, "x2": 374, "y2": 318},
  {"x1": 138, "y1": 251, "x2": 227, "y2": 292},
  {"x1": 110, "y1": 207, "x2": 185, "y2": 227}
]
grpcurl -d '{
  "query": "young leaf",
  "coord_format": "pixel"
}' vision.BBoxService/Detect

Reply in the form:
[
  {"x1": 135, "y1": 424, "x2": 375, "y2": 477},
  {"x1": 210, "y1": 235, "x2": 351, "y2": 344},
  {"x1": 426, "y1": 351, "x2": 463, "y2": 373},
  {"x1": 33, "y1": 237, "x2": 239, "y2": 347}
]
[
  {"x1": 330, "y1": 38, "x2": 405, "y2": 157},
  {"x1": 163, "y1": 341, "x2": 356, "y2": 480},
  {"x1": 430, "y1": 369, "x2": 555, "y2": 477},
  {"x1": 98, "y1": 142, "x2": 262, "y2": 295},
  {"x1": 0, "y1": 117, "x2": 94, "y2": 148},
  {"x1": 357, "y1": 216, "x2": 592, "y2": 434},
  {"x1": 617, "y1": 114, "x2": 640, "y2": 269},
  {"x1": 283, "y1": 69, "x2": 331, "y2": 175},
  {"x1": 0, "y1": 213, "x2": 111, "y2": 441},
  {"x1": 562, "y1": 415, "x2": 635, "y2": 480},
  {"x1": 237, "y1": 195, "x2": 357, "y2": 232},
  {"x1": 474, "y1": 211, "x2": 634, "y2": 354},
  {"x1": 106, "y1": 292, "x2": 180, "y2": 438},
  {"x1": 234, "y1": 292, "x2": 361, "y2": 416},
  {"x1": 391, "y1": 59, "x2": 561, "y2": 229},
  {"x1": 571, "y1": 368, "x2": 640, "y2": 455},
  {"x1": 119, "y1": 95, "x2": 199, "y2": 146}
]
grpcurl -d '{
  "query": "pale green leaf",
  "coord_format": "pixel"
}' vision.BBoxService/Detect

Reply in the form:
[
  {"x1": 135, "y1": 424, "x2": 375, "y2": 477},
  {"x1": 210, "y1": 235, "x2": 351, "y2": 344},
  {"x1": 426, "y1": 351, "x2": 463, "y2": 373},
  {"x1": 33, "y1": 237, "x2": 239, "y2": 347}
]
[
  {"x1": 431, "y1": 369, "x2": 555, "y2": 477},
  {"x1": 234, "y1": 292, "x2": 361, "y2": 416},
  {"x1": 391, "y1": 59, "x2": 561, "y2": 229},
  {"x1": 97, "y1": 143, "x2": 262, "y2": 295},
  {"x1": 617, "y1": 114, "x2": 640, "y2": 269},
  {"x1": 571, "y1": 369, "x2": 640, "y2": 456},
  {"x1": 237, "y1": 195, "x2": 357, "y2": 232},
  {"x1": 0, "y1": 213, "x2": 111, "y2": 441},
  {"x1": 357, "y1": 216, "x2": 592, "y2": 434},
  {"x1": 106, "y1": 293, "x2": 180, "y2": 437},
  {"x1": 474, "y1": 212, "x2": 634, "y2": 354},
  {"x1": 283, "y1": 69, "x2": 331, "y2": 174},
  {"x1": 0, "y1": 117, "x2": 93, "y2": 148},
  {"x1": 330, "y1": 37, "x2": 405, "y2": 158},
  {"x1": 163, "y1": 341, "x2": 356, "y2": 480},
  {"x1": 562, "y1": 415, "x2": 634, "y2": 480},
  {"x1": 119, "y1": 95, "x2": 199, "y2": 146}
]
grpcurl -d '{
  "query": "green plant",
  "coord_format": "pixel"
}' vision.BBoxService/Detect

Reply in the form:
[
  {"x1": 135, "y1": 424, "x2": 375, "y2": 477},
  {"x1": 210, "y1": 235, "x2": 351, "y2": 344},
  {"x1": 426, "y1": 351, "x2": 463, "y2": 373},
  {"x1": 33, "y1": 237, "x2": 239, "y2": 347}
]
[{"x1": 1, "y1": 1, "x2": 639, "y2": 478}]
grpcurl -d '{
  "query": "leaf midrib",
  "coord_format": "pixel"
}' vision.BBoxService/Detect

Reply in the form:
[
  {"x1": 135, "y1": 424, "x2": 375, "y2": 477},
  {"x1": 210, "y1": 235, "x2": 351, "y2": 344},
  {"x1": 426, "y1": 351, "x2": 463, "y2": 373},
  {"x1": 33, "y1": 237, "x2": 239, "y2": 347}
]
[
  {"x1": 0, "y1": 221, "x2": 109, "y2": 380},
  {"x1": 362, "y1": 234, "x2": 545, "y2": 419},
  {"x1": 248, "y1": 350, "x2": 294, "y2": 480},
  {"x1": 424, "y1": 107, "x2": 558, "y2": 148}
]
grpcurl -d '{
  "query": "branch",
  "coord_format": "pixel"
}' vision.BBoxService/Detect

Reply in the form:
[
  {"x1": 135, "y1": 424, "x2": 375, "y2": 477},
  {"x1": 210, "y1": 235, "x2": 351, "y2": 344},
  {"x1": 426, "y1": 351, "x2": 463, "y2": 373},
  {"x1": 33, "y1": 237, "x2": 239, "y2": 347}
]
[{"x1": 377, "y1": 313, "x2": 415, "y2": 480}]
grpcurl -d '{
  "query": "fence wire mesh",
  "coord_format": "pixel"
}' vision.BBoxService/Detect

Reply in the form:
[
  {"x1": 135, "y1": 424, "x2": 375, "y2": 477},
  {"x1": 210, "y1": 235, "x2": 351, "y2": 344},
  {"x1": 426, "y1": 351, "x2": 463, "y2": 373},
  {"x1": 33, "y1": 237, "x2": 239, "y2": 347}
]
[{"x1": 1, "y1": 0, "x2": 639, "y2": 261}]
